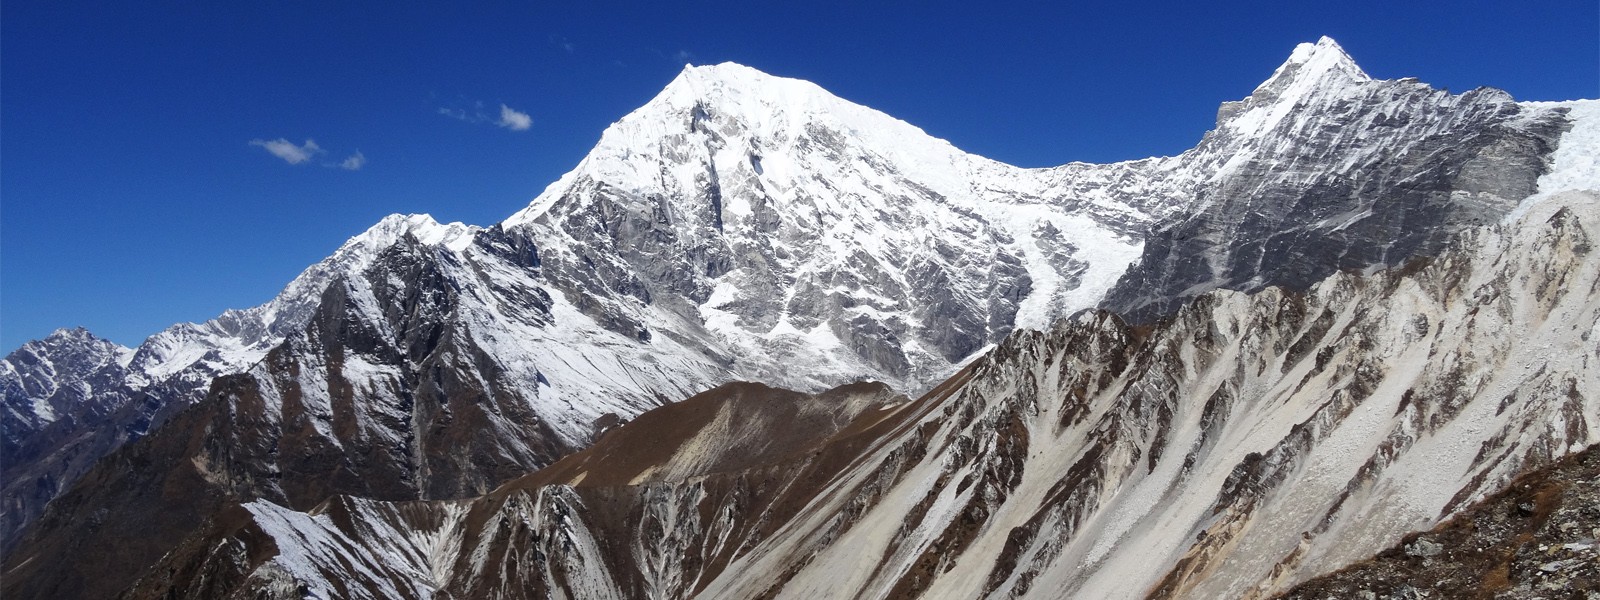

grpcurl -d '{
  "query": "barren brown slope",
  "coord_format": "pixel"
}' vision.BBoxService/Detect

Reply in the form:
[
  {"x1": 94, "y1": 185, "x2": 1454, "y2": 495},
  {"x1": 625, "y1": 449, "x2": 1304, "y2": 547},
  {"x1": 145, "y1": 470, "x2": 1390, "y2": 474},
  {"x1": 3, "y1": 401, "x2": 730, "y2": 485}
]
[
  {"x1": 517, "y1": 380, "x2": 907, "y2": 488},
  {"x1": 439, "y1": 379, "x2": 925, "y2": 599}
]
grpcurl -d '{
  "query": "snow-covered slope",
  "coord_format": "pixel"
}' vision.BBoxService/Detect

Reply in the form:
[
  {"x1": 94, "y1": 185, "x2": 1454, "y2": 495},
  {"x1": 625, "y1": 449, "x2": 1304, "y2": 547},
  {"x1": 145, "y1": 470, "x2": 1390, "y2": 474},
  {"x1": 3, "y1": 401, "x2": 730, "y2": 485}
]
[
  {"x1": 1511, "y1": 98, "x2": 1600, "y2": 220},
  {"x1": 114, "y1": 190, "x2": 1600, "y2": 600},
  {"x1": 502, "y1": 60, "x2": 1147, "y2": 392}
]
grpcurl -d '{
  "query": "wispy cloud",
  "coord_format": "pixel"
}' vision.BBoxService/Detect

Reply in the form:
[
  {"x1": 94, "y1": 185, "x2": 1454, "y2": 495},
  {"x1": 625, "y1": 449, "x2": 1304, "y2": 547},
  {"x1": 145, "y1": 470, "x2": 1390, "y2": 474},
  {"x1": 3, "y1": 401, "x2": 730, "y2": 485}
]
[
  {"x1": 339, "y1": 151, "x2": 366, "y2": 171},
  {"x1": 497, "y1": 104, "x2": 532, "y2": 131},
  {"x1": 250, "y1": 137, "x2": 364, "y2": 171},
  {"x1": 438, "y1": 106, "x2": 473, "y2": 122},
  {"x1": 673, "y1": 49, "x2": 694, "y2": 63},
  {"x1": 439, "y1": 99, "x2": 532, "y2": 133},
  {"x1": 548, "y1": 35, "x2": 575, "y2": 54},
  {"x1": 249, "y1": 138, "x2": 323, "y2": 164}
]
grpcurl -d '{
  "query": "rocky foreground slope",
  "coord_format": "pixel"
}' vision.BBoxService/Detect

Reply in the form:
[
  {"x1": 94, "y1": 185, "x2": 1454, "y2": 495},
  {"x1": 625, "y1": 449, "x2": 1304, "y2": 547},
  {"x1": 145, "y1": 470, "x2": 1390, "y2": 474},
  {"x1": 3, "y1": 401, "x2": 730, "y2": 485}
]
[
  {"x1": 105, "y1": 192, "x2": 1600, "y2": 599},
  {"x1": 1279, "y1": 444, "x2": 1598, "y2": 600}
]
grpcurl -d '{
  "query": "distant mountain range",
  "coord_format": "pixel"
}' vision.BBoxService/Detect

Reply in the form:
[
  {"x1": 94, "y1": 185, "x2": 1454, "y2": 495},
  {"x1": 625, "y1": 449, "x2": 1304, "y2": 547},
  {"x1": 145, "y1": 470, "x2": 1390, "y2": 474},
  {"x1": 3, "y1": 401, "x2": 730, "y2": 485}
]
[{"x1": 4, "y1": 37, "x2": 1595, "y2": 599}]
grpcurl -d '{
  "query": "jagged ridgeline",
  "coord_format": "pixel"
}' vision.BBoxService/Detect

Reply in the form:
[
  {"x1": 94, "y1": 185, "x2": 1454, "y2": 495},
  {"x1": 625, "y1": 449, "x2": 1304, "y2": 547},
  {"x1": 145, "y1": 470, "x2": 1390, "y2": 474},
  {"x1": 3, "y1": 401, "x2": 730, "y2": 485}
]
[
  {"x1": 103, "y1": 191, "x2": 1600, "y2": 599},
  {"x1": 4, "y1": 38, "x2": 1596, "y2": 599}
]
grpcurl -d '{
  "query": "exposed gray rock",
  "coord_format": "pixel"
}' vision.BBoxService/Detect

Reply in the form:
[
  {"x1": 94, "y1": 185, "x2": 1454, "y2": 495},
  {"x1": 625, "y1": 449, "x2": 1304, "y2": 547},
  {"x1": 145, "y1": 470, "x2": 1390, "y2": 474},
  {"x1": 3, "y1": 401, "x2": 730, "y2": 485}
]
[
  {"x1": 1102, "y1": 39, "x2": 1572, "y2": 322},
  {"x1": 1405, "y1": 538, "x2": 1443, "y2": 557},
  {"x1": 0, "y1": 215, "x2": 477, "y2": 547}
]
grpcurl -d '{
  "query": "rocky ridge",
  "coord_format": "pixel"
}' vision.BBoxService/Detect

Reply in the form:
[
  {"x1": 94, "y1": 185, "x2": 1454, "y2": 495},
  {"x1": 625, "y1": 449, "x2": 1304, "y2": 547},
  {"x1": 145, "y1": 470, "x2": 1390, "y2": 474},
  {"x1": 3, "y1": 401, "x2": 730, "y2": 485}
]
[
  {"x1": 107, "y1": 191, "x2": 1600, "y2": 599},
  {"x1": 1102, "y1": 37, "x2": 1571, "y2": 320},
  {"x1": 0, "y1": 214, "x2": 475, "y2": 543}
]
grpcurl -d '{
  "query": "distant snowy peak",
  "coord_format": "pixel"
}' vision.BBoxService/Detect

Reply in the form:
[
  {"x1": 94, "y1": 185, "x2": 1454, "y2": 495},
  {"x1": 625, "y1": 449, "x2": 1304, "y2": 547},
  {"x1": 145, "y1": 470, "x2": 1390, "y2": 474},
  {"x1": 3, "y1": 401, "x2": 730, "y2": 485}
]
[
  {"x1": 1, "y1": 326, "x2": 139, "y2": 543},
  {"x1": 1213, "y1": 37, "x2": 1383, "y2": 141},
  {"x1": 1252, "y1": 36, "x2": 1370, "y2": 101},
  {"x1": 508, "y1": 62, "x2": 987, "y2": 226},
  {"x1": 336, "y1": 213, "x2": 478, "y2": 258},
  {"x1": 1, "y1": 327, "x2": 131, "y2": 428},
  {"x1": 13, "y1": 327, "x2": 134, "y2": 370},
  {"x1": 127, "y1": 213, "x2": 478, "y2": 381}
]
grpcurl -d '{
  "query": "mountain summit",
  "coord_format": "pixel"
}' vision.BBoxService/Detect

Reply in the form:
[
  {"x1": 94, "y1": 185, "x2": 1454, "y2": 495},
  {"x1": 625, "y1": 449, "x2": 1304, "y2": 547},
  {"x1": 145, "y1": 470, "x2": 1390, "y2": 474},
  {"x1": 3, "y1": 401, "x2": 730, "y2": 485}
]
[{"x1": 1252, "y1": 36, "x2": 1370, "y2": 101}]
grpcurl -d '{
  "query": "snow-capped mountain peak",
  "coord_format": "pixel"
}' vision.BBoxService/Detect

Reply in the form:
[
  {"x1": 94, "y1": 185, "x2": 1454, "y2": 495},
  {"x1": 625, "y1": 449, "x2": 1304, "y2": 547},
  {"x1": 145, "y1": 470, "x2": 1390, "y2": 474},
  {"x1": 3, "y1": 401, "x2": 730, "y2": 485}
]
[
  {"x1": 1, "y1": 327, "x2": 132, "y2": 428},
  {"x1": 499, "y1": 59, "x2": 1150, "y2": 392},
  {"x1": 341, "y1": 213, "x2": 477, "y2": 256},
  {"x1": 507, "y1": 61, "x2": 979, "y2": 227},
  {"x1": 1254, "y1": 36, "x2": 1370, "y2": 99},
  {"x1": 1213, "y1": 36, "x2": 1375, "y2": 140},
  {"x1": 652, "y1": 61, "x2": 945, "y2": 144}
]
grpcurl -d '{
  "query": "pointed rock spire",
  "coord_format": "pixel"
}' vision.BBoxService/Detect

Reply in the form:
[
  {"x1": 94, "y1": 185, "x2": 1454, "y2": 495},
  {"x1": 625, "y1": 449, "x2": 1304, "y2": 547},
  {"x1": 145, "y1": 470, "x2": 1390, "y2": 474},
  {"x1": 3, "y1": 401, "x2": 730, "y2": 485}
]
[
  {"x1": 1213, "y1": 37, "x2": 1374, "y2": 131},
  {"x1": 1251, "y1": 36, "x2": 1370, "y2": 102}
]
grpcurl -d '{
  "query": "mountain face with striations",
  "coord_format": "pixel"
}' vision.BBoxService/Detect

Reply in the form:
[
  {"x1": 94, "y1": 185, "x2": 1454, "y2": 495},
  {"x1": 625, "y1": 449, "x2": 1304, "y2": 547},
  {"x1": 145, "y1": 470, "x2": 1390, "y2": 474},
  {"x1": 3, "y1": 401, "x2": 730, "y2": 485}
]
[
  {"x1": 109, "y1": 191, "x2": 1600, "y2": 600},
  {"x1": 3, "y1": 37, "x2": 1597, "y2": 599}
]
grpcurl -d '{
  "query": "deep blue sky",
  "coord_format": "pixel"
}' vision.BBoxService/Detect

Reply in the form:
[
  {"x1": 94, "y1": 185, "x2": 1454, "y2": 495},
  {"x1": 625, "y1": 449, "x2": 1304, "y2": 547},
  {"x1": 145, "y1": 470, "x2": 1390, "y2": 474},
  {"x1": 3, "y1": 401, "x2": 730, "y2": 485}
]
[{"x1": 4, "y1": 0, "x2": 1596, "y2": 350}]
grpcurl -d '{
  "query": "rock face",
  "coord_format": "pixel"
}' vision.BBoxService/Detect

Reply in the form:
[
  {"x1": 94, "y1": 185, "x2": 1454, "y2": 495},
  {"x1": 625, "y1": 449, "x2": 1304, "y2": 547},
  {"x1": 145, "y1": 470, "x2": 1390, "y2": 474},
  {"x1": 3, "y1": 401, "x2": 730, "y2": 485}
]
[
  {"x1": 0, "y1": 220, "x2": 727, "y2": 599},
  {"x1": 2, "y1": 38, "x2": 1596, "y2": 598},
  {"x1": 1101, "y1": 37, "x2": 1571, "y2": 321},
  {"x1": 0, "y1": 328, "x2": 134, "y2": 539},
  {"x1": 0, "y1": 214, "x2": 477, "y2": 546},
  {"x1": 99, "y1": 191, "x2": 1600, "y2": 600}
]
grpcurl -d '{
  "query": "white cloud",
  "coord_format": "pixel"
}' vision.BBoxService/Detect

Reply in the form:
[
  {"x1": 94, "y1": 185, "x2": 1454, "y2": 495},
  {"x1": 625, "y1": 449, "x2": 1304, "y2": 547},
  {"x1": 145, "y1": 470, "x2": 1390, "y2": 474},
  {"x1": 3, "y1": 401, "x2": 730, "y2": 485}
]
[
  {"x1": 339, "y1": 151, "x2": 366, "y2": 171},
  {"x1": 249, "y1": 138, "x2": 323, "y2": 164},
  {"x1": 497, "y1": 104, "x2": 532, "y2": 131},
  {"x1": 438, "y1": 100, "x2": 531, "y2": 133},
  {"x1": 673, "y1": 49, "x2": 693, "y2": 64}
]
